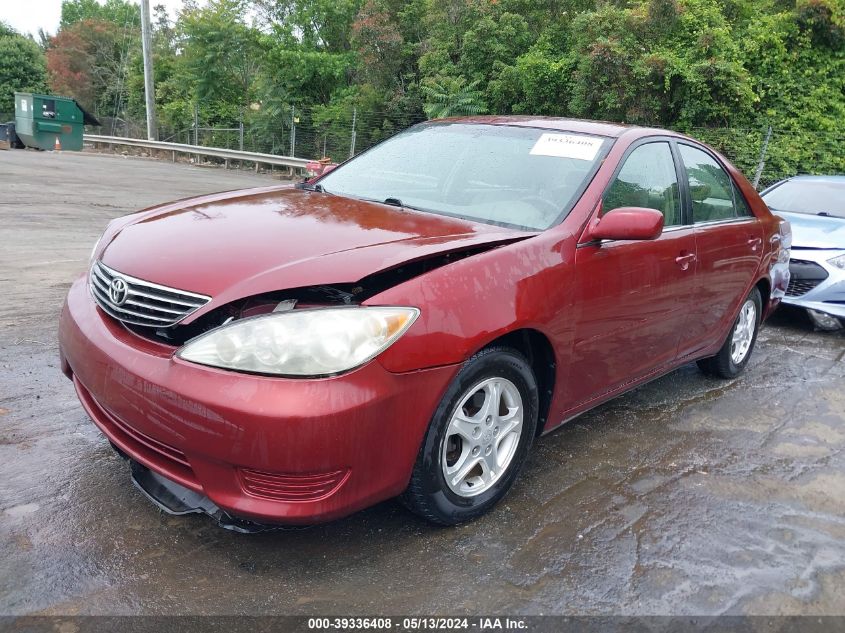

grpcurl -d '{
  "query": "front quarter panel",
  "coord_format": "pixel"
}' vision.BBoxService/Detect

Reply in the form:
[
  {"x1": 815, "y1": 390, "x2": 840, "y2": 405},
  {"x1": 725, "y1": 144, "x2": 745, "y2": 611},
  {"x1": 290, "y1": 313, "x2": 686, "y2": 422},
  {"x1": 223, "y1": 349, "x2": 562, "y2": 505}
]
[{"x1": 365, "y1": 231, "x2": 576, "y2": 374}]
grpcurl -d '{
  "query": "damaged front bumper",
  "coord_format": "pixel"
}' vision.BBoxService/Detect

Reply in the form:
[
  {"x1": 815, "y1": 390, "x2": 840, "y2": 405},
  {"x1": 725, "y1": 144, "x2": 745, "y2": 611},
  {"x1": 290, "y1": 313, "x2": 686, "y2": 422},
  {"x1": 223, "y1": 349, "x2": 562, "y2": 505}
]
[
  {"x1": 59, "y1": 276, "x2": 459, "y2": 527},
  {"x1": 785, "y1": 249, "x2": 845, "y2": 327},
  {"x1": 128, "y1": 459, "x2": 284, "y2": 533}
]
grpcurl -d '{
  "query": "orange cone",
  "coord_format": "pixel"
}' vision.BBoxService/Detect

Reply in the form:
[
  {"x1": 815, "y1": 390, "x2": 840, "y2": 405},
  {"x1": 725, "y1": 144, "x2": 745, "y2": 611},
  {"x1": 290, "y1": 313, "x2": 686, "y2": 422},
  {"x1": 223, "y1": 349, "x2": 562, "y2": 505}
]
[{"x1": 54, "y1": 136, "x2": 62, "y2": 151}]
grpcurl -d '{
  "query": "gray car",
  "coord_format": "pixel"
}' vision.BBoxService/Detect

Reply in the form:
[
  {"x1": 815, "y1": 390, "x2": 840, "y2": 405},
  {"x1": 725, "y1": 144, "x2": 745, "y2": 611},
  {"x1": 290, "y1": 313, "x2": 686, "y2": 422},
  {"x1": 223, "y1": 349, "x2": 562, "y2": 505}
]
[{"x1": 760, "y1": 175, "x2": 845, "y2": 329}]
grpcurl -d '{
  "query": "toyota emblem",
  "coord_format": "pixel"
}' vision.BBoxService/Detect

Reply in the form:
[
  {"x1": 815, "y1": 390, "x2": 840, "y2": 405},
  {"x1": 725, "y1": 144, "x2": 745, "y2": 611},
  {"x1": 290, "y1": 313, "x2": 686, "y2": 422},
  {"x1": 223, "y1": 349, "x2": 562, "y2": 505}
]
[{"x1": 109, "y1": 277, "x2": 129, "y2": 306}]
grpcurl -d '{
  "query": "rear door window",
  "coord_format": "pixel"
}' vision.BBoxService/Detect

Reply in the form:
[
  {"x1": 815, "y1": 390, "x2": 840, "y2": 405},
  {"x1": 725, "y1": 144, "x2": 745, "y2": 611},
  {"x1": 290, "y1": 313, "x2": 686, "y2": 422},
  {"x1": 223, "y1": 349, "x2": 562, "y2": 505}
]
[
  {"x1": 678, "y1": 144, "x2": 737, "y2": 223},
  {"x1": 734, "y1": 184, "x2": 753, "y2": 217}
]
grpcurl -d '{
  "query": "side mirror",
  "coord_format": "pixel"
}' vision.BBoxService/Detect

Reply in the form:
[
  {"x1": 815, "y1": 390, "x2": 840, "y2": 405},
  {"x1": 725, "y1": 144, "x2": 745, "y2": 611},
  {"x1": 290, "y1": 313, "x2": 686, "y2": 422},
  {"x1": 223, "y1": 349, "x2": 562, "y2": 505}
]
[{"x1": 589, "y1": 207, "x2": 664, "y2": 241}]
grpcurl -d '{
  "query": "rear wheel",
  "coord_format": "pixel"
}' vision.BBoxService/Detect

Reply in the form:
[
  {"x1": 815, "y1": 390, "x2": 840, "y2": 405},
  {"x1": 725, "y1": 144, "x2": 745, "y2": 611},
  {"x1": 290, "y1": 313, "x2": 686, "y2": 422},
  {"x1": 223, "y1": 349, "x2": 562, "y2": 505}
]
[
  {"x1": 697, "y1": 287, "x2": 762, "y2": 379},
  {"x1": 401, "y1": 347, "x2": 538, "y2": 525}
]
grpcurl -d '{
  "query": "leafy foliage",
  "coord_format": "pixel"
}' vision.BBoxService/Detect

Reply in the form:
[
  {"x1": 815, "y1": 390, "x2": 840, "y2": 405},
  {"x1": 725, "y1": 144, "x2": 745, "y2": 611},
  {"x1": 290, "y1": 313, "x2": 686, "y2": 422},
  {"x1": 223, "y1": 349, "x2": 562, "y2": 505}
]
[
  {"x1": 8, "y1": 0, "x2": 841, "y2": 178},
  {"x1": 46, "y1": 19, "x2": 133, "y2": 117},
  {"x1": 60, "y1": 0, "x2": 140, "y2": 29},
  {"x1": 179, "y1": 1, "x2": 263, "y2": 113},
  {"x1": 421, "y1": 75, "x2": 487, "y2": 119},
  {"x1": 0, "y1": 23, "x2": 48, "y2": 119}
]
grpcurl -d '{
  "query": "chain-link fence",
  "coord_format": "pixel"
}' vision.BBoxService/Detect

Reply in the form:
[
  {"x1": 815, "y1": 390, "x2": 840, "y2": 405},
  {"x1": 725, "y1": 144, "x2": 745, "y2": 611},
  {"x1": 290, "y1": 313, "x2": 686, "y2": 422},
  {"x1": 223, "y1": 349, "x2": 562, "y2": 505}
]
[
  {"x1": 107, "y1": 105, "x2": 426, "y2": 166},
  {"x1": 683, "y1": 125, "x2": 844, "y2": 191},
  {"x1": 103, "y1": 106, "x2": 843, "y2": 190}
]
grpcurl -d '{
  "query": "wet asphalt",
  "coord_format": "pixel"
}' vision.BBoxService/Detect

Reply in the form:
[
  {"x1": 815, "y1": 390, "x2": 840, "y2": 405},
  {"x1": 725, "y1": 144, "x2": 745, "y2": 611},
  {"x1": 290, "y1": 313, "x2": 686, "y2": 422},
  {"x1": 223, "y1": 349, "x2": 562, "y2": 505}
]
[{"x1": 1, "y1": 149, "x2": 844, "y2": 616}]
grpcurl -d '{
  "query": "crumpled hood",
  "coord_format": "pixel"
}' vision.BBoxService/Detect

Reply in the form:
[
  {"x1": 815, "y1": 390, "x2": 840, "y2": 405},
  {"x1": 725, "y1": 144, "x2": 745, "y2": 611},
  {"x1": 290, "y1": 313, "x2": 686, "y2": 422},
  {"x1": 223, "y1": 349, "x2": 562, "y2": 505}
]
[
  {"x1": 100, "y1": 185, "x2": 529, "y2": 310},
  {"x1": 776, "y1": 210, "x2": 845, "y2": 250}
]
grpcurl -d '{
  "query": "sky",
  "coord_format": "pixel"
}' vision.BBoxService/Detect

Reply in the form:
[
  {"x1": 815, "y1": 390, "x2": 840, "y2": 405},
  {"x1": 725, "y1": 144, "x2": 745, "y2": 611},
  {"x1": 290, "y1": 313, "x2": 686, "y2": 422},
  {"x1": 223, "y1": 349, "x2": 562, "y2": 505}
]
[{"x1": 0, "y1": 0, "x2": 197, "y2": 38}]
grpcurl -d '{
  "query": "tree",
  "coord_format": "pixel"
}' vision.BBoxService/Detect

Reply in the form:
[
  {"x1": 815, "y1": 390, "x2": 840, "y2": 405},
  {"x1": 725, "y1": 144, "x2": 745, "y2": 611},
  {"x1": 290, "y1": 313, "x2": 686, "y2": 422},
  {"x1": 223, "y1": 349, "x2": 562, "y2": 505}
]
[
  {"x1": 351, "y1": 0, "x2": 403, "y2": 89},
  {"x1": 0, "y1": 23, "x2": 48, "y2": 119},
  {"x1": 421, "y1": 75, "x2": 486, "y2": 119},
  {"x1": 733, "y1": 0, "x2": 845, "y2": 178},
  {"x1": 561, "y1": 1, "x2": 756, "y2": 126},
  {"x1": 459, "y1": 12, "x2": 532, "y2": 85},
  {"x1": 46, "y1": 19, "x2": 134, "y2": 117},
  {"x1": 254, "y1": 0, "x2": 362, "y2": 52},
  {"x1": 178, "y1": 0, "x2": 264, "y2": 122},
  {"x1": 60, "y1": 0, "x2": 140, "y2": 29},
  {"x1": 34, "y1": 0, "x2": 845, "y2": 178},
  {"x1": 488, "y1": 46, "x2": 574, "y2": 115}
]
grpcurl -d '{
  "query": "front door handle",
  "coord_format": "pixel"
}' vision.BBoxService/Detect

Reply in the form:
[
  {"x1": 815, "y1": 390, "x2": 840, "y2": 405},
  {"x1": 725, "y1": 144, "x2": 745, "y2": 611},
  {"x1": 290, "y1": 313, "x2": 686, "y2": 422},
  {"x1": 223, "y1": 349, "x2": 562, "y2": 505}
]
[
  {"x1": 675, "y1": 252, "x2": 696, "y2": 271},
  {"x1": 747, "y1": 237, "x2": 763, "y2": 251}
]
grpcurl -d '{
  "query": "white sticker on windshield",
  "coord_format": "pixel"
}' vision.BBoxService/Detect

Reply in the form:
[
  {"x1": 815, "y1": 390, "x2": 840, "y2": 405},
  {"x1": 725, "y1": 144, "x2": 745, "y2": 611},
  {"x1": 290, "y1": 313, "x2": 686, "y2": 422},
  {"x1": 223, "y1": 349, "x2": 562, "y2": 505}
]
[{"x1": 529, "y1": 133, "x2": 603, "y2": 161}]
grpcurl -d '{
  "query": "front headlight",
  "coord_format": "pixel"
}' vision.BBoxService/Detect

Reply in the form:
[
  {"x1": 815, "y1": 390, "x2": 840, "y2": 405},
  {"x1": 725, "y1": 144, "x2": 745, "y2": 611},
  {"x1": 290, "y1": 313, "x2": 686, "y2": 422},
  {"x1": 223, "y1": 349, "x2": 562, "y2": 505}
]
[
  {"x1": 828, "y1": 254, "x2": 845, "y2": 270},
  {"x1": 776, "y1": 219, "x2": 792, "y2": 264},
  {"x1": 177, "y1": 306, "x2": 419, "y2": 377}
]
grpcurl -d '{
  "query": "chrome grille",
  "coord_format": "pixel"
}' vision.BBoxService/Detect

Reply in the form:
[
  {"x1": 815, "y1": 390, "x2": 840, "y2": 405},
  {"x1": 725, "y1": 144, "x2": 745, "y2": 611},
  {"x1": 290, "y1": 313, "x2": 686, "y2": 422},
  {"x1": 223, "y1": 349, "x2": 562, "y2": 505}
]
[{"x1": 90, "y1": 261, "x2": 210, "y2": 328}]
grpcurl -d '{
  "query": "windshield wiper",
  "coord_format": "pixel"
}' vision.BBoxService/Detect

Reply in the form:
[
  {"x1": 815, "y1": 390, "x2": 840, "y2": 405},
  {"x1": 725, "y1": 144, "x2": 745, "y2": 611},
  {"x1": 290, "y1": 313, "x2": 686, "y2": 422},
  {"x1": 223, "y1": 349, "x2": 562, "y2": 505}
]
[
  {"x1": 295, "y1": 181, "x2": 324, "y2": 192},
  {"x1": 381, "y1": 197, "x2": 430, "y2": 212},
  {"x1": 324, "y1": 191, "x2": 430, "y2": 214}
]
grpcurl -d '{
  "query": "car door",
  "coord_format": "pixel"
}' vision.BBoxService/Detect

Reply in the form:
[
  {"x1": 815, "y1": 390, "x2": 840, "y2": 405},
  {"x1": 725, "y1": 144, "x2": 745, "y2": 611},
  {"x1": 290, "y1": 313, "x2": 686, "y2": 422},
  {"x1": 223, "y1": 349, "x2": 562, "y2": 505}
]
[
  {"x1": 569, "y1": 140, "x2": 697, "y2": 407},
  {"x1": 676, "y1": 143, "x2": 764, "y2": 357}
]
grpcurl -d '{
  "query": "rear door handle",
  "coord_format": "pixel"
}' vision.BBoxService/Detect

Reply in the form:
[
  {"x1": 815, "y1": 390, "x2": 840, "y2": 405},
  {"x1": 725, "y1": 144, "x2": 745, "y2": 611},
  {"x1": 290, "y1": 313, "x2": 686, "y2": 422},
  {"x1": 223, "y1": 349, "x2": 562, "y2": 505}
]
[
  {"x1": 675, "y1": 252, "x2": 696, "y2": 270},
  {"x1": 747, "y1": 237, "x2": 763, "y2": 251}
]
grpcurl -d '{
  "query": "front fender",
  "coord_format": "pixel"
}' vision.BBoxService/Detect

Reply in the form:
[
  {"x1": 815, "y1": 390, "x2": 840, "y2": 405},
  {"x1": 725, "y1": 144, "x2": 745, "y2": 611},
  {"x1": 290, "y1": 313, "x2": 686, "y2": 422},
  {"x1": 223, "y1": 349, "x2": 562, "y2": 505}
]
[{"x1": 365, "y1": 232, "x2": 576, "y2": 373}]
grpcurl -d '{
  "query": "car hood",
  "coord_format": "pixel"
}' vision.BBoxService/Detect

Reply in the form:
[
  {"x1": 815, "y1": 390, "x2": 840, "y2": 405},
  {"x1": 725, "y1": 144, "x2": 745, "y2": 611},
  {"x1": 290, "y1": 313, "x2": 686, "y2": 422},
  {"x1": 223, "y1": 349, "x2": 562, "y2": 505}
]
[
  {"x1": 774, "y1": 210, "x2": 845, "y2": 250},
  {"x1": 100, "y1": 185, "x2": 530, "y2": 309}
]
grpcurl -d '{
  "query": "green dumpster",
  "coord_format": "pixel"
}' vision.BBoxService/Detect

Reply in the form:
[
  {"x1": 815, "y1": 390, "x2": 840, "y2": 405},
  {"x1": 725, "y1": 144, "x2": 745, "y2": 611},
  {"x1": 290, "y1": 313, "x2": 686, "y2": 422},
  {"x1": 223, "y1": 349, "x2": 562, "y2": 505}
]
[{"x1": 14, "y1": 92, "x2": 100, "y2": 151}]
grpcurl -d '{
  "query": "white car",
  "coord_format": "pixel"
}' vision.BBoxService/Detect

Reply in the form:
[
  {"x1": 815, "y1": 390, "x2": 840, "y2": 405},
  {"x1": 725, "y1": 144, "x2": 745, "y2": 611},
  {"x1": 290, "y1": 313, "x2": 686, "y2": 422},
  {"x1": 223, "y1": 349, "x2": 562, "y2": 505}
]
[{"x1": 761, "y1": 175, "x2": 845, "y2": 329}]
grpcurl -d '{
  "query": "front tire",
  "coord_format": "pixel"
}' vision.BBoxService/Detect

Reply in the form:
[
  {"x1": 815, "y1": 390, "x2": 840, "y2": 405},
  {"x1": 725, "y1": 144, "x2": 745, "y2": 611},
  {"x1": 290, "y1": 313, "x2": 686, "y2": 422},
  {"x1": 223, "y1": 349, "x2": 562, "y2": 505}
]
[
  {"x1": 401, "y1": 347, "x2": 539, "y2": 525},
  {"x1": 697, "y1": 287, "x2": 762, "y2": 379}
]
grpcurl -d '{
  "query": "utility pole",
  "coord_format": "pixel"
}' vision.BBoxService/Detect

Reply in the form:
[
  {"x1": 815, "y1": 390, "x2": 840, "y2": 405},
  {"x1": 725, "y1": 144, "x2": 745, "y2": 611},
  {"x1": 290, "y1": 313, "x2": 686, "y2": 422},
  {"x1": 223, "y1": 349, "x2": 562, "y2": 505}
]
[
  {"x1": 290, "y1": 105, "x2": 296, "y2": 157},
  {"x1": 349, "y1": 106, "x2": 357, "y2": 158},
  {"x1": 239, "y1": 110, "x2": 244, "y2": 151},
  {"x1": 752, "y1": 125, "x2": 773, "y2": 190},
  {"x1": 140, "y1": 0, "x2": 157, "y2": 140}
]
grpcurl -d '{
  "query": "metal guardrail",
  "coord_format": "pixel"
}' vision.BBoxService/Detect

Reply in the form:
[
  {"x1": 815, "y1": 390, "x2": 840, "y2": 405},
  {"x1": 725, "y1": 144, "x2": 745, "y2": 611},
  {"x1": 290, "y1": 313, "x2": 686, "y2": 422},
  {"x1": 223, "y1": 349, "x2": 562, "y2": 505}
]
[{"x1": 83, "y1": 134, "x2": 312, "y2": 170}]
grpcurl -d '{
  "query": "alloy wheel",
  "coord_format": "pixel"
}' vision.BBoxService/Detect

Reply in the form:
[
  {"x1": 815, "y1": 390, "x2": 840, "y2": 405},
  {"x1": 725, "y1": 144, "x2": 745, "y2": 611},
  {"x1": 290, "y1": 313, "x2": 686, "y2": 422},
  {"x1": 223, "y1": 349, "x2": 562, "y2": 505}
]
[
  {"x1": 730, "y1": 299, "x2": 757, "y2": 364},
  {"x1": 440, "y1": 377, "x2": 524, "y2": 497}
]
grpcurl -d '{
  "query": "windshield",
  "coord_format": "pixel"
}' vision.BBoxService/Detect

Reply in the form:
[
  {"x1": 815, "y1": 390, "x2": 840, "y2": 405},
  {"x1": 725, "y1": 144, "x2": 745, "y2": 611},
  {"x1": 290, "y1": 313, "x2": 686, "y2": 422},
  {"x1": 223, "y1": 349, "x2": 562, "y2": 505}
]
[
  {"x1": 762, "y1": 179, "x2": 845, "y2": 218},
  {"x1": 318, "y1": 122, "x2": 611, "y2": 231}
]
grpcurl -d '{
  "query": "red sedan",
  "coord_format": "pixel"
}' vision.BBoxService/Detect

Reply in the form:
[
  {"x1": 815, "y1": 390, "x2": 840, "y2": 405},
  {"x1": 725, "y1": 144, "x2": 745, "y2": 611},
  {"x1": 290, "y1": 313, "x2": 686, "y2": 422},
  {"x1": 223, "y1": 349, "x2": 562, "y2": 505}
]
[{"x1": 59, "y1": 118, "x2": 791, "y2": 529}]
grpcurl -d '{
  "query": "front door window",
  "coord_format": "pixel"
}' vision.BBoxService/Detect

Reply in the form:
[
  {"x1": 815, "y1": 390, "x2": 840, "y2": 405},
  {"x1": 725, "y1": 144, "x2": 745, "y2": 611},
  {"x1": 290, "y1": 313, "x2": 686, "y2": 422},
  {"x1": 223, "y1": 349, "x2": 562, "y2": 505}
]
[{"x1": 603, "y1": 142, "x2": 682, "y2": 227}]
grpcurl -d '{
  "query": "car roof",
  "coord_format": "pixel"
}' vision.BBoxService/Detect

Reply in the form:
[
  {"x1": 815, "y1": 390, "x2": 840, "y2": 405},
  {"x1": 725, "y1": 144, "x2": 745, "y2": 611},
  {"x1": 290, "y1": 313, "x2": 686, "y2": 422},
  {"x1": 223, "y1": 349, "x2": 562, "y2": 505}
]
[
  {"x1": 786, "y1": 175, "x2": 845, "y2": 182},
  {"x1": 432, "y1": 116, "x2": 667, "y2": 138}
]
